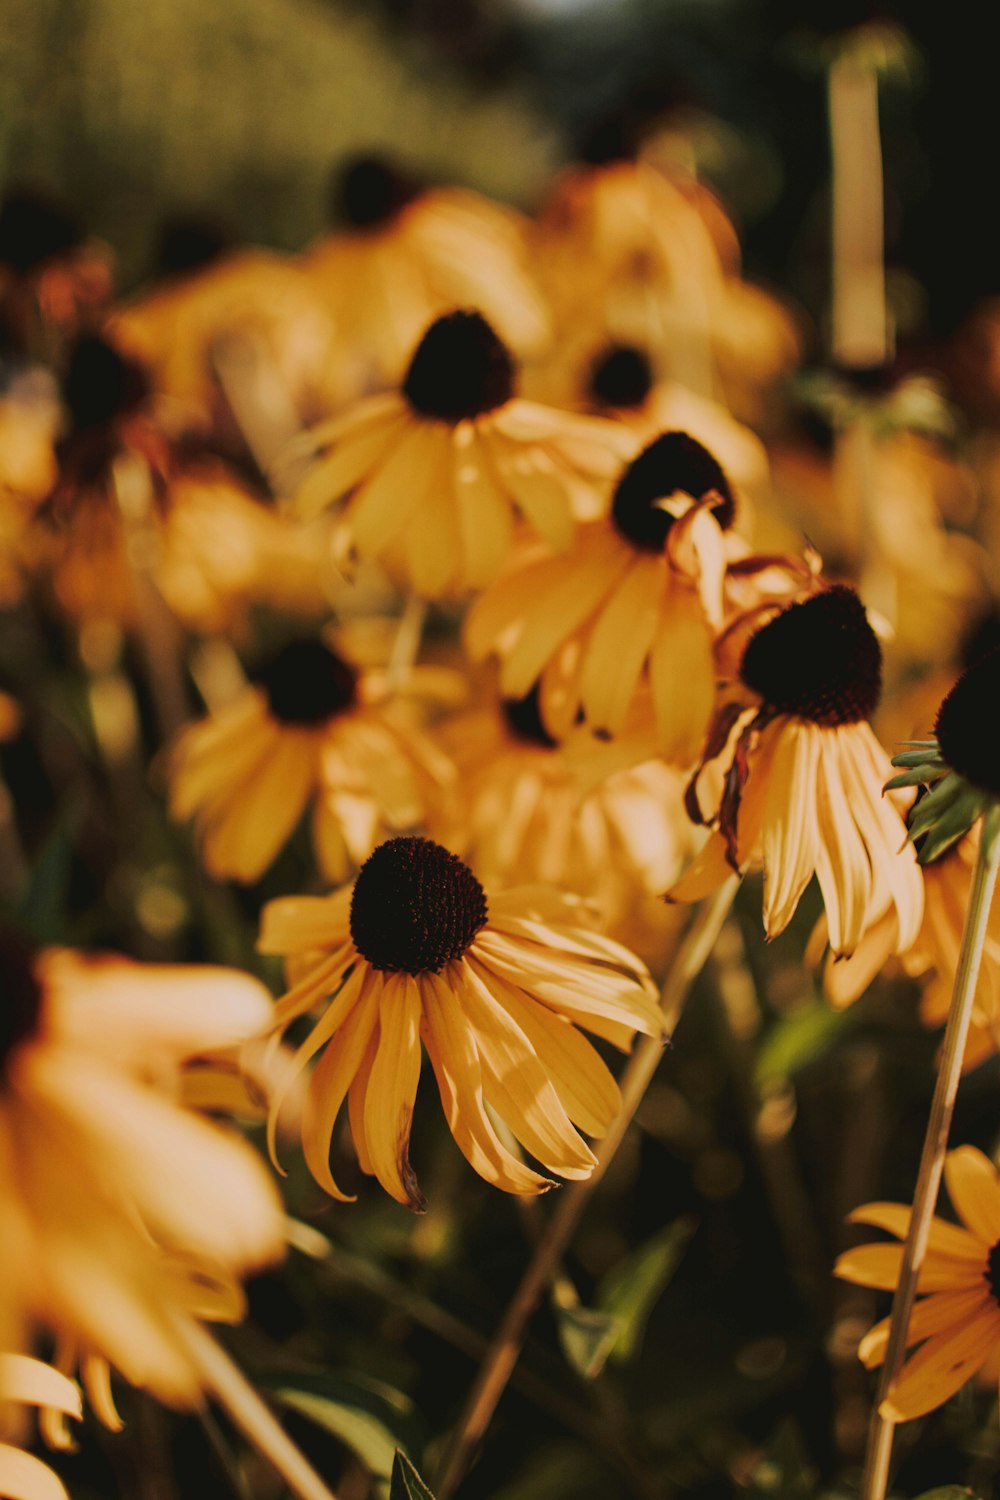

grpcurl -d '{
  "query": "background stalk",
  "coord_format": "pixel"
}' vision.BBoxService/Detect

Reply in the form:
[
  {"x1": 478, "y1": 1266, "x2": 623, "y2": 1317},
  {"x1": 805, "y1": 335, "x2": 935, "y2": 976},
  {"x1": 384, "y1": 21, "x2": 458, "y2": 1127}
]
[{"x1": 860, "y1": 804, "x2": 1000, "y2": 1500}]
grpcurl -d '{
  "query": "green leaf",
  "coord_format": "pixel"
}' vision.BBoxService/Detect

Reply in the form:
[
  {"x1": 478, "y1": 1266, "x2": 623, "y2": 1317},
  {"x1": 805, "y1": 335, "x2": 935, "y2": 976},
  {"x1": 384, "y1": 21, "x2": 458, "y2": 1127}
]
[
  {"x1": 15, "y1": 800, "x2": 83, "y2": 943},
  {"x1": 553, "y1": 1303, "x2": 622, "y2": 1380},
  {"x1": 598, "y1": 1216, "x2": 697, "y2": 1364},
  {"x1": 266, "y1": 1371, "x2": 417, "y2": 1497},
  {"x1": 913, "y1": 1490, "x2": 982, "y2": 1499},
  {"x1": 754, "y1": 1001, "x2": 853, "y2": 1088},
  {"x1": 390, "y1": 1451, "x2": 436, "y2": 1500}
]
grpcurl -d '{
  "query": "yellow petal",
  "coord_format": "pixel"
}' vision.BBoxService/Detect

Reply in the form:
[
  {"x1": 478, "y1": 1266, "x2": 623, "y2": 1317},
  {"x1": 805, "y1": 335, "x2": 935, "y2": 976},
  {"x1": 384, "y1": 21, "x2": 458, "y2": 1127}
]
[
  {"x1": 577, "y1": 556, "x2": 661, "y2": 737},
  {"x1": 363, "y1": 977, "x2": 425, "y2": 1210},
  {"x1": 846, "y1": 1202, "x2": 984, "y2": 1261},
  {"x1": 881, "y1": 1306, "x2": 1000, "y2": 1421},
  {"x1": 944, "y1": 1146, "x2": 1000, "y2": 1244},
  {"x1": 300, "y1": 974, "x2": 381, "y2": 1200},
  {"x1": 0, "y1": 1356, "x2": 81, "y2": 1417},
  {"x1": 420, "y1": 971, "x2": 555, "y2": 1194},
  {"x1": 0, "y1": 1444, "x2": 70, "y2": 1500},
  {"x1": 761, "y1": 721, "x2": 821, "y2": 938},
  {"x1": 858, "y1": 1287, "x2": 991, "y2": 1368}
]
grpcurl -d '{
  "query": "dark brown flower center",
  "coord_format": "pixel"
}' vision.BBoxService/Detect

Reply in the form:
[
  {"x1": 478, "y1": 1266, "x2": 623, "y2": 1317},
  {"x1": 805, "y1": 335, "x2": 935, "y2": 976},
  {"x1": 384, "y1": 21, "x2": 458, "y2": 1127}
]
[
  {"x1": 62, "y1": 334, "x2": 149, "y2": 433},
  {"x1": 0, "y1": 188, "x2": 80, "y2": 275},
  {"x1": 334, "y1": 154, "x2": 417, "y2": 230},
  {"x1": 739, "y1": 585, "x2": 882, "y2": 726},
  {"x1": 402, "y1": 310, "x2": 515, "y2": 423},
  {"x1": 255, "y1": 640, "x2": 359, "y2": 727},
  {"x1": 610, "y1": 431, "x2": 735, "y2": 552},
  {"x1": 350, "y1": 837, "x2": 488, "y2": 974},
  {"x1": 588, "y1": 344, "x2": 653, "y2": 411},
  {"x1": 986, "y1": 1240, "x2": 1000, "y2": 1306},
  {"x1": 502, "y1": 686, "x2": 558, "y2": 748},
  {"x1": 935, "y1": 649, "x2": 1000, "y2": 797},
  {"x1": 0, "y1": 929, "x2": 43, "y2": 1077}
]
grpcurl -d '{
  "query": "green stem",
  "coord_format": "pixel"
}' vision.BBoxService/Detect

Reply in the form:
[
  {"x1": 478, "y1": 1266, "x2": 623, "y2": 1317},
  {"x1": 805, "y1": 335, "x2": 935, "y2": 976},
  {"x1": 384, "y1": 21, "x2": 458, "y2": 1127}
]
[
  {"x1": 861, "y1": 804, "x2": 1000, "y2": 1500},
  {"x1": 433, "y1": 876, "x2": 739, "y2": 1499}
]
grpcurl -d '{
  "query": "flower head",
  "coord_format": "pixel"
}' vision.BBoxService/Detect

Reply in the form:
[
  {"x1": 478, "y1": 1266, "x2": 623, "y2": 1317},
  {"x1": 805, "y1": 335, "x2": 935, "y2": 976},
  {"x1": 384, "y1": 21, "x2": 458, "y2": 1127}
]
[
  {"x1": 168, "y1": 636, "x2": 452, "y2": 883},
  {"x1": 259, "y1": 836, "x2": 662, "y2": 1207},
  {"x1": 291, "y1": 309, "x2": 631, "y2": 598},
  {"x1": 835, "y1": 1146, "x2": 1000, "y2": 1420},
  {"x1": 466, "y1": 430, "x2": 733, "y2": 756},
  {"x1": 0, "y1": 933, "x2": 283, "y2": 1412},
  {"x1": 672, "y1": 585, "x2": 923, "y2": 962}
]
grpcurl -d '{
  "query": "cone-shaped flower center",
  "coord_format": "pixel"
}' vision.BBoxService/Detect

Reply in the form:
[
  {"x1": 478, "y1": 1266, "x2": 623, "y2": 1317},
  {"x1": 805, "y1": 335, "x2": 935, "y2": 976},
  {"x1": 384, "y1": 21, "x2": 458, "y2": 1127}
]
[
  {"x1": 62, "y1": 335, "x2": 149, "y2": 433},
  {"x1": 255, "y1": 640, "x2": 359, "y2": 727},
  {"x1": 0, "y1": 189, "x2": 80, "y2": 275},
  {"x1": 0, "y1": 929, "x2": 43, "y2": 1077},
  {"x1": 740, "y1": 585, "x2": 882, "y2": 726},
  {"x1": 611, "y1": 431, "x2": 734, "y2": 552},
  {"x1": 987, "y1": 1241, "x2": 1000, "y2": 1307},
  {"x1": 588, "y1": 344, "x2": 653, "y2": 410},
  {"x1": 335, "y1": 154, "x2": 417, "y2": 230},
  {"x1": 935, "y1": 649, "x2": 1000, "y2": 797},
  {"x1": 350, "y1": 837, "x2": 489, "y2": 974},
  {"x1": 402, "y1": 310, "x2": 515, "y2": 423},
  {"x1": 502, "y1": 686, "x2": 558, "y2": 748}
]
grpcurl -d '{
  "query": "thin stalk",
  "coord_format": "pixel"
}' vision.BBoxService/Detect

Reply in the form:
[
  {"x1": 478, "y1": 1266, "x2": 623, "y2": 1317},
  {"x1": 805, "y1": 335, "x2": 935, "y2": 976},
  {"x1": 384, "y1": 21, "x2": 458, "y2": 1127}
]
[
  {"x1": 386, "y1": 593, "x2": 427, "y2": 692},
  {"x1": 433, "y1": 876, "x2": 739, "y2": 1499},
  {"x1": 166, "y1": 1313, "x2": 340, "y2": 1500},
  {"x1": 860, "y1": 804, "x2": 1000, "y2": 1500}
]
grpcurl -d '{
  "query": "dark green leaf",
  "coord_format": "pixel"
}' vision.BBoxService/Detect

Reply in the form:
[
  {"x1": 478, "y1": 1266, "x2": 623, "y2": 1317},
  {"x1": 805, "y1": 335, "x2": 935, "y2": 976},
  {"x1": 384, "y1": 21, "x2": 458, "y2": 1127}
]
[
  {"x1": 553, "y1": 1303, "x2": 621, "y2": 1380},
  {"x1": 390, "y1": 1450, "x2": 436, "y2": 1500},
  {"x1": 266, "y1": 1371, "x2": 417, "y2": 1496},
  {"x1": 598, "y1": 1216, "x2": 697, "y2": 1364}
]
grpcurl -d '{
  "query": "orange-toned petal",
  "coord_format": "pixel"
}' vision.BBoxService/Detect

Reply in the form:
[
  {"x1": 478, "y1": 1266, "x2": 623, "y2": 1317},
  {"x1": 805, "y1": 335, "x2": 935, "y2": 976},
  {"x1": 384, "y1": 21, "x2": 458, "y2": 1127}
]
[
  {"x1": 944, "y1": 1146, "x2": 1000, "y2": 1244},
  {"x1": 858, "y1": 1287, "x2": 991, "y2": 1368},
  {"x1": 846, "y1": 1202, "x2": 984, "y2": 1261},
  {"x1": 0, "y1": 1443, "x2": 71, "y2": 1500},
  {"x1": 363, "y1": 977, "x2": 425, "y2": 1210},
  {"x1": 881, "y1": 1306, "x2": 1000, "y2": 1421},
  {"x1": 760, "y1": 721, "x2": 820, "y2": 938},
  {"x1": 834, "y1": 1241, "x2": 976, "y2": 1293},
  {"x1": 420, "y1": 971, "x2": 554, "y2": 1194},
  {"x1": 300, "y1": 972, "x2": 381, "y2": 1200},
  {"x1": 666, "y1": 832, "x2": 734, "y2": 904}
]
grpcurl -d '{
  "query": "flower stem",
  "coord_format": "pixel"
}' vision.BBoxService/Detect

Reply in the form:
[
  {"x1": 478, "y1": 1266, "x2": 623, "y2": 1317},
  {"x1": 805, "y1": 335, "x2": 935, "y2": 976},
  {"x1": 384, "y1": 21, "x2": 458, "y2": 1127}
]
[
  {"x1": 167, "y1": 1314, "x2": 340, "y2": 1500},
  {"x1": 860, "y1": 803, "x2": 1000, "y2": 1500},
  {"x1": 433, "y1": 876, "x2": 739, "y2": 1499}
]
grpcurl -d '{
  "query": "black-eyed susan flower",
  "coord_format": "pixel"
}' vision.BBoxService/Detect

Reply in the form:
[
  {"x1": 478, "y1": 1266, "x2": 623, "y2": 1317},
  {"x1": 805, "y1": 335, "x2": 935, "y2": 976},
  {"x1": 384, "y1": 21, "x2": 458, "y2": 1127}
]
[
  {"x1": 168, "y1": 637, "x2": 453, "y2": 884},
  {"x1": 435, "y1": 686, "x2": 697, "y2": 925},
  {"x1": 466, "y1": 431, "x2": 734, "y2": 757},
  {"x1": 835, "y1": 1145, "x2": 1000, "y2": 1420},
  {"x1": 0, "y1": 932, "x2": 284, "y2": 1416},
  {"x1": 671, "y1": 585, "x2": 924, "y2": 960},
  {"x1": 290, "y1": 309, "x2": 632, "y2": 599},
  {"x1": 1, "y1": 1352, "x2": 81, "y2": 1500},
  {"x1": 258, "y1": 835, "x2": 662, "y2": 1206},
  {"x1": 302, "y1": 154, "x2": 550, "y2": 389}
]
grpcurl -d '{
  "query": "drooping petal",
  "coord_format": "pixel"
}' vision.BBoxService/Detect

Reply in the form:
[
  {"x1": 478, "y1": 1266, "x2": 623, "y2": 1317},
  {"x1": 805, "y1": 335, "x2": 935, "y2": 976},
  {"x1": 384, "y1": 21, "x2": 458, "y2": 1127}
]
[
  {"x1": 420, "y1": 971, "x2": 554, "y2": 1194},
  {"x1": 0, "y1": 1443, "x2": 71, "y2": 1500},
  {"x1": 760, "y1": 721, "x2": 821, "y2": 939},
  {"x1": 363, "y1": 977, "x2": 425, "y2": 1210},
  {"x1": 300, "y1": 973, "x2": 381, "y2": 1200}
]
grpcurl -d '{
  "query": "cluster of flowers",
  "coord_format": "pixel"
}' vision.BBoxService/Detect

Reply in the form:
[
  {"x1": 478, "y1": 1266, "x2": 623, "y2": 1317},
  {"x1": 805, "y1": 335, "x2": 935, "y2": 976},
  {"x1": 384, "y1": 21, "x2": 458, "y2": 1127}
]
[{"x1": 3, "y1": 138, "x2": 1000, "y2": 1494}]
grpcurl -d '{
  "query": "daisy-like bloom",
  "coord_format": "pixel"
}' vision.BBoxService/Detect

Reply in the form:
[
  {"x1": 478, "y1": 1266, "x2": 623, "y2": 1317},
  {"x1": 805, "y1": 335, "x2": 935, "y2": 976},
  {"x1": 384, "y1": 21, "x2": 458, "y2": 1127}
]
[
  {"x1": 835, "y1": 1145, "x2": 1000, "y2": 1420},
  {"x1": 290, "y1": 309, "x2": 633, "y2": 599},
  {"x1": 259, "y1": 835, "x2": 663, "y2": 1206},
  {"x1": 168, "y1": 636, "x2": 453, "y2": 883},
  {"x1": 0, "y1": 932, "x2": 284, "y2": 1417},
  {"x1": 1, "y1": 1353, "x2": 81, "y2": 1500},
  {"x1": 301, "y1": 154, "x2": 550, "y2": 389},
  {"x1": 670, "y1": 585, "x2": 924, "y2": 962},
  {"x1": 435, "y1": 686, "x2": 698, "y2": 924},
  {"x1": 465, "y1": 431, "x2": 734, "y2": 758},
  {"x1": 111, "y1": 246, "x2": 345, "y2": 428},
  {"x1": 154, "y1": 458, "x2": 330, "y2": 635}
]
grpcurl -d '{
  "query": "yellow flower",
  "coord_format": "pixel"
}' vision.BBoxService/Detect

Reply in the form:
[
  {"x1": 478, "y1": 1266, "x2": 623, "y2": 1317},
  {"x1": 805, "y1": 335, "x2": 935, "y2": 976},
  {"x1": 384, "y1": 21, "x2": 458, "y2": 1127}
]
[
  {"x1": 168, "y1": 637, "x2": 453, "y2": 884},
  {"x1": 0, "y1": 935, "x2": 284, "y2": 1413},
  {"x1": 291, "y1": 309, "x2": 631, "y2": 599},
  {"x1": 671, "y1": 586, "x2": 924, "y2": 959},
  {"x1": 835, "y1": 1146, "x2": 1000, "y2": 1420},
  {"x1": 466, "y1": 432, "x2": 733, "y2": 758},
  {"x1": 1, "y1": 1353, "x2": 81, "y2": 1500},
  {"x1": 258, "y1": 836, "x2": 662, "y2": 1207},
  {"x1": 111, "y1": 248, "x2": 345, "y2": 426},
  {"x1": 435, "y1": 688, "x2": 697, "y2": 921},
  {"x1": 302, "y1": 155, "x2": 550, "y2": 388}
]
